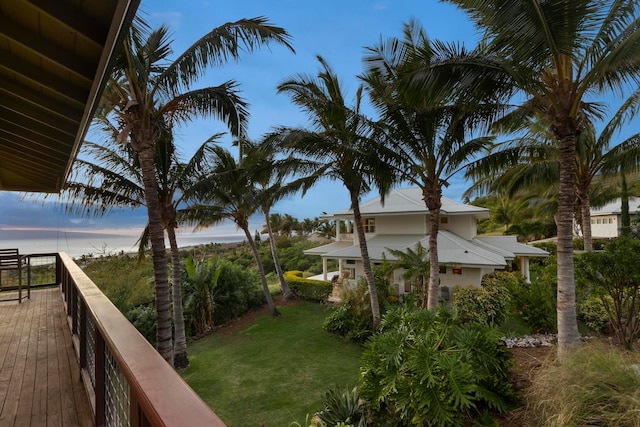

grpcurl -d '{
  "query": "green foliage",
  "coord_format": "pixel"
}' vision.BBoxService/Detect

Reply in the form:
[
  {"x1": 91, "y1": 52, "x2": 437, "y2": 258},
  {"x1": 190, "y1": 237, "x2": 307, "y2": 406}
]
[
  {"x1": 526, "y1": 343, "x2": 640, "y2": 427},
  {"x1": 496, "y1": 271, "x2": 557, "y2": 334},
  {"x1": 505, "y1": 220, "x2": 556, "y2": 242},
  {"x1": 576, "y1": 236, "x2": 640, "y2": 349},
  {"x1": 285, "y1": 270, "x2": 333, "y2": 301},
  {"x1": 531, "y1": 241, "x2": 557, "y2": 256},
  {"x1": 360, "y1": 304, "x2": 517, "y2": 426},
  {"x1": 127, "y1": 304, "x2": 157, "y2": 345},
  {"x1": 578, "y1": 297, "x2": 611, "y2": 334},
  {"x1": 315, "y1": 386, "x2": 368, "y2": 427},
  {"x1": 453, "y1": 281, "x2": 510, "y2": 326}
]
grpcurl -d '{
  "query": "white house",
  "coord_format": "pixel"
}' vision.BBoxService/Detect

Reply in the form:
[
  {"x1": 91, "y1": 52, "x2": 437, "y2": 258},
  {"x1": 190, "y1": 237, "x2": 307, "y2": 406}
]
[
  {"x1": 589, "y1": 198, "x2": 640, "y2": 238},
  {"x1": 305, "y1": 188, "x2": 548, "y2": 296}
]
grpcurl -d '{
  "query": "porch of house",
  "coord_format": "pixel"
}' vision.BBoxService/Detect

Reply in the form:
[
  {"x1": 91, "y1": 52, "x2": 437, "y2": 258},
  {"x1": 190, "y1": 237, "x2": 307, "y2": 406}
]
[
  {"x1": 0, "y1": 288, "x2": 93, "y2": 426},
  {"x1": 0, "y1": 252, "x2": 226, "y2": 426}
]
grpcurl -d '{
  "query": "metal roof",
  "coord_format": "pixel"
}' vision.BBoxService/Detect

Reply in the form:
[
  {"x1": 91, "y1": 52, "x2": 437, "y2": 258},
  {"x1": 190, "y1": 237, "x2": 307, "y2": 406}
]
[
  {"x1": 327, "y1": 187, "x2": 490, "y2": 219},
  {"x1": 0, "y1": 0, "x2": 140, "y2": 192}
]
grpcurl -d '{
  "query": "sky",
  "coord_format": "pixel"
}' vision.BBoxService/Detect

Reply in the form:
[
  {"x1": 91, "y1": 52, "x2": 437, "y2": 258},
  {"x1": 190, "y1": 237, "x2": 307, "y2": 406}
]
[
  {"x1": 1, "y1": 0, "x2": 481, "y2": 235},
  {"x1": 1, "y1": 1, "x2": 637, "y2": 240}
]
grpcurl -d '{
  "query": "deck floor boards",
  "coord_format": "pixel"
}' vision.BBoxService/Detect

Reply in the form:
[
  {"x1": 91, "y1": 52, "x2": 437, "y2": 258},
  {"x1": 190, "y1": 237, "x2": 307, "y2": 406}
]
[{"x1": 0, "y1": 288, "x2": 93, "y2": 426}]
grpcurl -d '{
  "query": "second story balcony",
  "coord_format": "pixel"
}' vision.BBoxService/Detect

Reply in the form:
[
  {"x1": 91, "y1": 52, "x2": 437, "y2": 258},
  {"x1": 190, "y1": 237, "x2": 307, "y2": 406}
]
[{"x1": 0, "y1": 252, "x2": 226, "y2": 426}]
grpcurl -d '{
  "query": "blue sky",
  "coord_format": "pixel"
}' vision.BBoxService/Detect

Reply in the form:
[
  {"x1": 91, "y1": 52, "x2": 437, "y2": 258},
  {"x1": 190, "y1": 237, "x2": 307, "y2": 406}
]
[
  {"x1": 3, "y1": 1, "x2": 481, "y2": 232},
  {"x1": 2, "y1": 1, "x2": 637, "y2": 235}
]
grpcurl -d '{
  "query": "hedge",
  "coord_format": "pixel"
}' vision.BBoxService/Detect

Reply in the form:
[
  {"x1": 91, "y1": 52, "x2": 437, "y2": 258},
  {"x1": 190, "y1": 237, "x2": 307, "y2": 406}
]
[{"x1": 284, "y1": 271, "x2": 332, "y2": 302}]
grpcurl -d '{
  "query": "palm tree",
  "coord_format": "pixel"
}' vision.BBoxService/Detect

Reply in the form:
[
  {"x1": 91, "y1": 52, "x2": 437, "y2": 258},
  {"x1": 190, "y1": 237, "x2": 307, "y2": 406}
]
[
  {"x1": 98, "y1": 18, "x2": 293, "y2": 363},
  {"x1": 466, "y1": 90, "x2": 640, "y2": 251},
  {"x1": 186, "y1": 145, "x2": 280, "y2": 316},
  {"x1": 362, "y1": 21, "x2": 496, "y2": 310},
  {"x1": 275, "y1": 56, "x2": 395, "y2": 327},
  {"x1": 439, "y1": 0, "x2": 640, "y2": 359},
  {"x1": 241, "y1": 138, "x2": 318, "y2": 300},
  {"x1": 63, "y1": 128, "x2": 222, "y2": 368},
  {"x1": 387, "y1": 243, "x2": 430, "y2": 307}
]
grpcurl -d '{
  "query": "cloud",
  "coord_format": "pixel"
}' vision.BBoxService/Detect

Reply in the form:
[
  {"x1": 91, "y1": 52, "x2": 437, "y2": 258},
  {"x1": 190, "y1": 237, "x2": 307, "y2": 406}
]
[{"x1": 150, "y1": 11, "x2": 183, "y2": 27}]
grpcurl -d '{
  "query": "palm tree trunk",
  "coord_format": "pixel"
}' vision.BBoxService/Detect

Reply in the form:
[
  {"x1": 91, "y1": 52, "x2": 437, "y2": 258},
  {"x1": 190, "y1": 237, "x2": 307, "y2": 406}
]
[
  {"x1": 424, "y1": 188, "x2": 441, "y2": 310},
  {"x1": 264, "y1": 209, "x2": 294, "y2": 300},
  {"x1": 135, "y1": 145, "x2": 173, "y2": 365},
  {"x1": 556, "y1": 131, "x2": 581, "y2": 362},
  {"x1": 579, "y1": 187, "x2": 593, "y2": 251},
  {"x1": 242, "y1": 226, "x2": 280, "y2": 316},
  {"x1": 350, "y1": 191, "x2": 381, "y2": 328},
  {"x1": 167, "y1": 225, "x2": 188, "y2": 369},
  {"x1": 620, "y1": 173, "x2": 630, "y2": 236}
]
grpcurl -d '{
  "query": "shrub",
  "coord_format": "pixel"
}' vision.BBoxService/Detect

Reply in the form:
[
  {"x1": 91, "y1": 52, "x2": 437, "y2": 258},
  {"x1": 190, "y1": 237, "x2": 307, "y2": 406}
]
[
  {"x1": 576, "y1": 236, "x2": 640, "y2": 349},
  {"x1": 315, "y1": 386, "x2": 368, "y2": 427},
  {"x1": 525, "y1": 343, "x2": 640, "y2": 427},
  {"x1": 453, "y1": 281, "x2": 510, "y2": 326},
  {"x1": 284, "y1": 271, "x2": 333, "y2": 301},
  {"x1": 578, "y1": 296, "x2": 611, "y2": 334},
  {"x1": 496, "y1": 271, "x2": 557, "y2": 333},
  {"x1": 360, "y1": 304, "x2": 518, "y2": 426},
  {"x1": 127, "y1": 304, "x2": 157, "y2": 345}
]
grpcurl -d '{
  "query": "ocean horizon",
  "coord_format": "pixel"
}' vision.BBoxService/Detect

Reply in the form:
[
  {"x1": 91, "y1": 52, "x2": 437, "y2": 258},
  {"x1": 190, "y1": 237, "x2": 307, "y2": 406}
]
[{"x1": 0, "y1": 228, "x2": 247, "y2": 258}]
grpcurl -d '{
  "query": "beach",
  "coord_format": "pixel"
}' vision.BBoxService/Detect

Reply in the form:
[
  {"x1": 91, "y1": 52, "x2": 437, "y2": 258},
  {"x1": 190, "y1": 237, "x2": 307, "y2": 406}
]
[{"x1": 0, "y1": 228, "x2": 246, "y2": 258}]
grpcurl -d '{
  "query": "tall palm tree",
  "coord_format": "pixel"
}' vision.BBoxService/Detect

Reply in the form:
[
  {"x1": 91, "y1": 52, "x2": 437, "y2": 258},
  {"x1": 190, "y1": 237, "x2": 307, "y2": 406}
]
[
  {"x1": 63, "y1": 128, "x2": 220, "y2": 368},
  {"x1": 186, "y1": 145, "x2": 281, "y2": 316},
  {"x1": 275, "y1": 56, "x2": 395, "y2": 327},
  {"x1": 466, "y1": 89, "x2": 640, "y2": 251},
  {"x1": 99, "y1": 18, "x2": 293, "y2": 363},
  {"x1": 362, "y1": 21, "x2": 497, "y2": 310},
  {"x1": 241, "y1": 138, "x2": 318, "y2": 300},
  {"x1": 439, "y1": 0, "x2": 640, "y2": 359}
]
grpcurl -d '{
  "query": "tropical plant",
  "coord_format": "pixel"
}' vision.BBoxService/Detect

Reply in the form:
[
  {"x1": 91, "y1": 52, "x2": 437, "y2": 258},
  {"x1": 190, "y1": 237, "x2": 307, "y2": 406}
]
[
  {"x1": 362, "y1": 20, "x2": 497, "y2": 310},
  {"x1": 64, "y1": 130, "x2": 218, "y2": 367},
  {"x1": 183, "y1": 255, "x2": 221, "y2": 335},
  {"x1": 359, "y1": 304, "x2": 517, "y2": 426},
  {"x1": 576, "y1": 236, "x2": 640, "y2": 349},
  {"x1": 315, "y1": 386, "x2": 368, "y2": 427},
  {"x1": 96, "y1": 17, "x2": 293, "y2": 363},
  {"x1": 275, "y1": 56, "x2": 395, "y2": 327},
  {"x1": 439, "y1": 0, "x2": 640, "y2": 360},
  {"x1": 185, "y1": 145, "x2": 281, "y2": 316},
  {"x1": 453, "y1": 282, "x2": 510, "y2": 327},
  {"x1": 386, "y1": 242, "x2": 430, "y2": 307}
]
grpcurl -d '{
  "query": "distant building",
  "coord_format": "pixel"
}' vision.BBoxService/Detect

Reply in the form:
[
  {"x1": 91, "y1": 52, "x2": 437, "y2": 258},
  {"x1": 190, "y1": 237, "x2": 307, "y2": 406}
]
[
  {"x1": 589, "y1": 198, "x2": 640, "y2": 238},
  {"x1": 305, "y1": 188, "x2": 548, "y2": 296}
]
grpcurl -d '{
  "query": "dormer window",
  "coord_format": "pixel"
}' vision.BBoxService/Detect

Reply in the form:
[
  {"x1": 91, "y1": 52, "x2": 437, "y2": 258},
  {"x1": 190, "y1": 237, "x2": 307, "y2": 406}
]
[
  {"x1": 440, "y1": 217, "x2": 449, "y2": 224},
  {"x1": 364, "y1": 218, "x2": 376, "y2": 233}
]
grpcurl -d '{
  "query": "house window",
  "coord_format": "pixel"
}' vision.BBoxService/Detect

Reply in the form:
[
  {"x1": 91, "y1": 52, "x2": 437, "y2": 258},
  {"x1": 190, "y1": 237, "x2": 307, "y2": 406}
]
[
  {"x1": 591, "y1": 219, "x2": 595, "y2": 224},
  {"x1": 346, "y1": 259, "x2": 355, "y2": 265},
  {"x1": 452, "y1": 267, "x2": 462, "y2": 275},
  {"x1": 609, "y1": 218, "x2": 613, "y2": 224},
  {"x1": 439, "y1": 265, "x2": 447, "y2": 274},
  {"x1": 596, "y1": 219, "x2": 601, "y2": 224},
  {"x1": 364, "y1": 218, "x2": 376, "y2": 233},
  {"x1": 440, "y1": 217, "x2": 449, "y2": 224}
]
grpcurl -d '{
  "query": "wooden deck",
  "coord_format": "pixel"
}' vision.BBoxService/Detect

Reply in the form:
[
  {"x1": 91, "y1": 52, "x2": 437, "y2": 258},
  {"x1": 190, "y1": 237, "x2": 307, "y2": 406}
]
[{"x1": 0, "y1": 288, "x2": 93, "y2": 426}]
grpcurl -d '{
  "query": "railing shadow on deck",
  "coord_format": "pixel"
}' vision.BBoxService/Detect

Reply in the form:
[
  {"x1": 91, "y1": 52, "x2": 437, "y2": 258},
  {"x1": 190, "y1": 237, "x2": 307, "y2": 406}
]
[{"x1": 47, "y1": 252, "x2": 227, "y2": 427}]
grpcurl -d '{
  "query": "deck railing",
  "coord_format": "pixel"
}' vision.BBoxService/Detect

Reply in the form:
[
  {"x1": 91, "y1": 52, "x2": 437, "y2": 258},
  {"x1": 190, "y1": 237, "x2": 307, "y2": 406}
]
[{"x1": 56, "y1": 252, "x2": 226, "y2": 427}]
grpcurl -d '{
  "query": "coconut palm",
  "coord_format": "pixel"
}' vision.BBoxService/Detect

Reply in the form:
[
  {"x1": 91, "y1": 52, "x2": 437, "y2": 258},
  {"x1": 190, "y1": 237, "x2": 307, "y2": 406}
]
[
  {"x1": 275, "y1": 56, "x2": 395, "y2": 327},
  {"x1": 434, "y1": 0, "x2": 640, "y2": 360},
  {"x1": 185, "y1": 145, "x2": 280, "y2": 316},
  {"x1": 240, "y1": 138, "x2": 319, "y2": 300},
  {"x1": 465, "y1": 88, "x2": 640, "y2": 252},
  {"x1": 362, "y1": 21, "x2": 497, "y2": 310},
  {"x1": 63, "y1": 127, "x2": 222, "y2": 368},
  {"x1": 98, "y1": 18, "x2": 293, "y2": 363}
]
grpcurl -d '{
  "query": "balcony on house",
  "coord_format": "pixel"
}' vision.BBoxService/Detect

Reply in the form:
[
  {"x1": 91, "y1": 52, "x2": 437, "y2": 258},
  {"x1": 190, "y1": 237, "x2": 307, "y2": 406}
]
[{"x1": 0, "y1": 252, "x2": 226, "y2": 426}]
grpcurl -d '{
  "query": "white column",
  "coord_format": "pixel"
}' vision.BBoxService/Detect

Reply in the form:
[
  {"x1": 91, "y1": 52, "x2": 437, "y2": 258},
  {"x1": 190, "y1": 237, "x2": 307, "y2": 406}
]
[{"x1": 523, "y1": 257, "x2": 531, "y2": 284}]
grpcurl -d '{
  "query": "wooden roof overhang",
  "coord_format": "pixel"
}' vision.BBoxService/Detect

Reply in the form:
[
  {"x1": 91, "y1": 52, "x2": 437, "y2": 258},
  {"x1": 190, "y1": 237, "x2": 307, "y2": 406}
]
[{"x1": 0, "y1": 0, "x2": 140, "y2": 192}]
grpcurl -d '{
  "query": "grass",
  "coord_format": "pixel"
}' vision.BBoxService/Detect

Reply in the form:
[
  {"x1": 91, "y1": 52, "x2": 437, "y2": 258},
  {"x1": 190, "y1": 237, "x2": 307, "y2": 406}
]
[
  {"x1": 181, "y1": 302, "x2": 364, "y2": 426},
  {"x1": 525, "y1": 342, "x2": 640, "y2": 427}
]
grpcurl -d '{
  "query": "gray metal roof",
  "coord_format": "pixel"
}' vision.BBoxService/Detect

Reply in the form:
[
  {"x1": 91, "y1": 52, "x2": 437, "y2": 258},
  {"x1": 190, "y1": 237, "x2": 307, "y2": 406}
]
[
  {"x1": 591, "y1": 198, "x2": 640, "y2": 216},
  {"x1": 474, "y1": 236, "x2": 549, "y2": 258},
  {"x1": 0, "y1": 0, "x2": 140, "y2": 192},
  {"x1": 328, "y1": 187, "x2": 490, "y2": 219}
]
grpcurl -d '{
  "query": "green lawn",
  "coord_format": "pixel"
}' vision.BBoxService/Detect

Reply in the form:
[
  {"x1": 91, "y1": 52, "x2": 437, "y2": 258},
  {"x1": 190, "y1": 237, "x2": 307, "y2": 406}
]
[{"x1": 182, "y1": 302, "x2": 364, "y2": 427}]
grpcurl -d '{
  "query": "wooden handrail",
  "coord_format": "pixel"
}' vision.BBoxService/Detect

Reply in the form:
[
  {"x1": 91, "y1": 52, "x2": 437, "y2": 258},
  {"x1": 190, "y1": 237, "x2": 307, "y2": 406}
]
[{"x1": 57, "y1": 252, "x2": 226, "y2": 427}]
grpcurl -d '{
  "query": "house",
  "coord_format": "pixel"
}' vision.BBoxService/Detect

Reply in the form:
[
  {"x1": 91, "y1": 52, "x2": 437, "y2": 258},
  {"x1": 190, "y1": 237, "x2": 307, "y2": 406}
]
[
  {"x1": 589, "y1": 198, "x2": 640, "y2": 238},
  {"x1": 305, "y1": 188, "x2": 548, "y2": 297}
]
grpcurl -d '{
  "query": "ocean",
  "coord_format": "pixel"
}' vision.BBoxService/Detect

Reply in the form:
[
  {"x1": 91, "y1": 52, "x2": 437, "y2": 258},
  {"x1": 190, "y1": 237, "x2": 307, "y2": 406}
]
[{"x1": 0, "y1": 228, "x2": 247, "y2": 259}]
